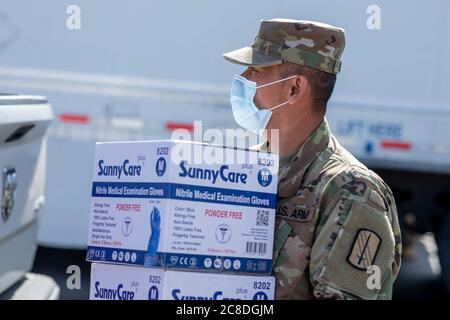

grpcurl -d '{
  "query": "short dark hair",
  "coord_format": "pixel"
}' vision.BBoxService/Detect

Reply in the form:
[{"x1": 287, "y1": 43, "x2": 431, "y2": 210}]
[{"x1": 279, "y1": 62, "x2": 336, "y2": 114}]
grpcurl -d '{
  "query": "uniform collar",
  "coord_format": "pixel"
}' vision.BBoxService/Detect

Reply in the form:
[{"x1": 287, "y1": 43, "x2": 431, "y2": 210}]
[{"x1": 277, "y1": 117, "x2": 331, "y2": 198}]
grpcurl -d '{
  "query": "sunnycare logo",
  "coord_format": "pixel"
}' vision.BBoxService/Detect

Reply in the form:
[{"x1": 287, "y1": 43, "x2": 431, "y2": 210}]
[
  {"x1": 97, "y1": 159, "x2": 142, "y2": 179},
  {"x1": 171, "y1": 289, "x2": 240, "y2": 300},
  {"x1": 93, "y1": 281, "x2": 135, "y2": 300},
  {"x1": 178, "y1": 161, "x2": 247, "y2": 184}
]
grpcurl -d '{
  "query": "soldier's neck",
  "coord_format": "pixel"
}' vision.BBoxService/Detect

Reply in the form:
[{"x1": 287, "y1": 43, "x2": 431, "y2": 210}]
[{"x1": 266, "y1": 113, "x2": 324, "y2": 158}]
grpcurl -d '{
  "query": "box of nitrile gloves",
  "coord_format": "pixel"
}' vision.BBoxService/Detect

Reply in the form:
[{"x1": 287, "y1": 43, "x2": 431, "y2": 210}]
[
  {"x1": 86, "y1": 140, "x2": 278, "y2": 273},
  {"x1": 90, "y1": 263, "x2": 275, "y2": 300}
]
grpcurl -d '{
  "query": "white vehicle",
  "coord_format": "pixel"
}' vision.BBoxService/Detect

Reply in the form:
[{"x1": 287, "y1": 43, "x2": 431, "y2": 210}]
[
  {"x1": 0, "y1": 0, "x2": 449, "y2": 291},
  {"x1": 0, "y1": 94, "x2": 59, "y2": 299}
]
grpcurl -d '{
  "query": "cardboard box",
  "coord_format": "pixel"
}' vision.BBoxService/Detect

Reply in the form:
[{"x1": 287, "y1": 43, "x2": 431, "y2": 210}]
[
  {"x1": 87, "y1": 140, "x2": 278, "y2": 273},
  {"x1": 90, "y1": 263, "x2": 275, "y2": 300}
]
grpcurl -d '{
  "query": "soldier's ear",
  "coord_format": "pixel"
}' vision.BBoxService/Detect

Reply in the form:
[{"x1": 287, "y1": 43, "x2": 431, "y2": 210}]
[{"x1": 288, "y1": 75, "x2": 307, "y2": 104}]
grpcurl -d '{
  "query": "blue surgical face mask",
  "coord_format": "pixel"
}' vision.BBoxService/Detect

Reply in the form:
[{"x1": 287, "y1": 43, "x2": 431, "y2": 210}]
[{"x1": 230, "y1": 74, "x2": 297, "y2": 134}]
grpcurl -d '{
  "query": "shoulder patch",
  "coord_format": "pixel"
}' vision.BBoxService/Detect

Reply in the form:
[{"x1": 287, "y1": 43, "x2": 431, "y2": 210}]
[
  {"x1": 310, "y1": 197, "x2": 395, "y2": 299},
  {"x1": 347, "y1": 228, "x2": 381, "y2": 271}
]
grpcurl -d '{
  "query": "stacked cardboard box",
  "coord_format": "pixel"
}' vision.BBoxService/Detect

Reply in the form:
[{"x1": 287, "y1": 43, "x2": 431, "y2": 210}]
[{"x1": 86, "y1": 140, "x2": 279, "y2": 300}]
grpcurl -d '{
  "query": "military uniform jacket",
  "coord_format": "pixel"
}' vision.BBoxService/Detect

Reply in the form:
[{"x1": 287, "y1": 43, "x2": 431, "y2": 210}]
[{"x1": 268, "y1": 118, "x2": 402, "y2": 299}]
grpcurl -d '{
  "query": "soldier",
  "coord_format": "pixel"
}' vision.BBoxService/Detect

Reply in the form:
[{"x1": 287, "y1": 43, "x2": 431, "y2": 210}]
[{"x1": 223, "y1": 18, "x2": 402, "y2": 299}]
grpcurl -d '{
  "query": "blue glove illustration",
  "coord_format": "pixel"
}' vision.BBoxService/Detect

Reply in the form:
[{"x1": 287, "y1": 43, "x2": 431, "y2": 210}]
[{"x1": 144, "y1": 206, "x2": 161, "y2": 266}]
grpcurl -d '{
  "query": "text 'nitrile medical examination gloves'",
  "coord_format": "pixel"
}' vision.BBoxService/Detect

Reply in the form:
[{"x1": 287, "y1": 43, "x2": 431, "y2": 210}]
[
  {"x1": 86, "y1": 140, "x2": 279, "y2": 274},
  {"x1": 90, "y1": 263, "x2": 275, "y2": 300}
]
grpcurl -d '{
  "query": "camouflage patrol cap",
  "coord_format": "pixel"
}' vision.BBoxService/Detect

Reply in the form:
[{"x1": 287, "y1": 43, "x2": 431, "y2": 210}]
[{"x1": 223, "y1": 18, "x2": 346, "y2": 74}]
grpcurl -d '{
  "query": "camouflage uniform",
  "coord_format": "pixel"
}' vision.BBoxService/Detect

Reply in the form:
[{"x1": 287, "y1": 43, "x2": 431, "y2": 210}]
[
  {"x1": 223, "y1": 19, "x2": 402, "y2": 299},
  {"x1": 270, "y1": 119, "x2": 402, "y2": 299}
]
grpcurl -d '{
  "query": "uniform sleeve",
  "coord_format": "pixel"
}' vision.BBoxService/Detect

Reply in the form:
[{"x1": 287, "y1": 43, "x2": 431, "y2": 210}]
[{"x1": 309, "y1": 178, "x2": 401, "y2": 300}]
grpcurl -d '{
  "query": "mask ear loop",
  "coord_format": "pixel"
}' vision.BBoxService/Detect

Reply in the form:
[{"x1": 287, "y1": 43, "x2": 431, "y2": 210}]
[
  {"x1": 269, "y1": 100, "x2": 290, "y2": 111},
  {"x1": 255, "y1": 74, "x2": 298, "y2": 89},
  {"x1": 264, "y1": 75, "x2": 300, "y2": 111},
  {"x1": 242, "y1": 97, "x2": 290, "y2": 124},
  {"x1": 239, "y1": 74, "x2": 297, "y2": 121}
]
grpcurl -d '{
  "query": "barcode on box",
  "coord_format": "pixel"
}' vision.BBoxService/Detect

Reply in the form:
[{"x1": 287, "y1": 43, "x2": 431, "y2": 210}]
[{"x1": 246, "y1": 241, "x2": 267, "y2": 254}]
